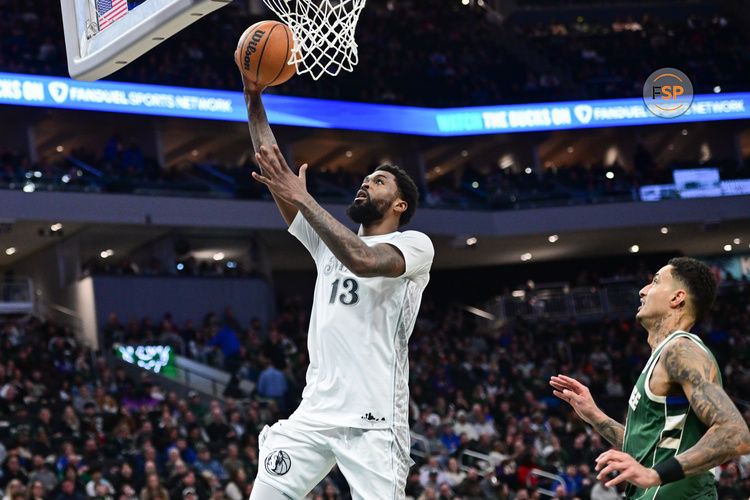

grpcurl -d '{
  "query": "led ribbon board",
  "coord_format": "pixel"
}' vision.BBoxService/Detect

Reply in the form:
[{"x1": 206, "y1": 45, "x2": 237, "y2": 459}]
[{"x1": 0, "y1": 72, "x2": 749, "y2": 136}]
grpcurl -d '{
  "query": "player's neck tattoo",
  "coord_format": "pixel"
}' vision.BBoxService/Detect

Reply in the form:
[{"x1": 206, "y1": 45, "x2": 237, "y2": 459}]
[{"x1": 647, "y1": 312, "x2": 693, "y2": 351}]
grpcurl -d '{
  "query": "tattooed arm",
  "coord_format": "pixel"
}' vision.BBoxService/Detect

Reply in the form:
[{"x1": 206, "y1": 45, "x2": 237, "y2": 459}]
[
  {"x1": 550, "y1": 375, "x2": 624, "y2": 449},
  {"x1": 294, "y1": 197, "x2": 406, "y2": 277},
  {"x1": 251, "y1": 144, "x2": 406, "y2": 278},
  {"x1": 240, "y1": 79, "x2": 299, "y2": 226},
  {"x1": 590, "y1": 414, "x2": 626, "y2": 449},
  {"x1": 662, "y1": 338, "x2": 750, "y2": 476}
]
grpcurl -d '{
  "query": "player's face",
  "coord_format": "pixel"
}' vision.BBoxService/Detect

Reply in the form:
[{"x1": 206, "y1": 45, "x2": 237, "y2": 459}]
[
  {"x1": 636, "y1": 265, "x2": 683, "y2": 325},
  {"x1": 346, "y1": 171, "x2": 401, "y2": 224}
]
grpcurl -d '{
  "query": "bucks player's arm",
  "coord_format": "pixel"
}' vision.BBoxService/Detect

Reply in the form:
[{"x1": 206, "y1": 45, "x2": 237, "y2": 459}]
[
  {"x1": 238, "y1": 67, "x2": 300, "y2": 226},
  {"x1": 249, "y1": 136, "x2": 406, "y2": 278},
  {"x1": 550, "y1": 374, "x2": 625, "y2": 449},
  {"x1": 594, "y1": 338, "x2": 750, "y2": 489},
  {"x1": 659, "y1": 338, "x2": 750, "y2": 475}
]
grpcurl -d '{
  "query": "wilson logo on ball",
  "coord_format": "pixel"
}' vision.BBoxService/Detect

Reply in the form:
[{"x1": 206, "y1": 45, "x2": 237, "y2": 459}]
[
  {"x1": 236, "y1": 20, "x2": 298, "y2": 87},
  {"x1": 243, "y1": 30, "x2": 266, "y2": 70}
]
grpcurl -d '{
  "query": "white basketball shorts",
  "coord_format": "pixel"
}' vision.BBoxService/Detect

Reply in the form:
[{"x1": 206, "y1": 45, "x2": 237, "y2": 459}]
[{"x1": 254, "y1": 419, "x2": 413, "y2": 500}]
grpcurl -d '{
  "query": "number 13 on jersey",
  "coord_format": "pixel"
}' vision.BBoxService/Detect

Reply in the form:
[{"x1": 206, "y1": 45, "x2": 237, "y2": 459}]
[{"x1": 329, "y1": 278, "x2": 359, "y2": 305}]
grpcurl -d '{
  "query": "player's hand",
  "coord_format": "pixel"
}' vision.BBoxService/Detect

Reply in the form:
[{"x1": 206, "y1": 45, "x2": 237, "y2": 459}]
[
  {"x1": 549, "y1": 374, "x2": 601, "y2": 425},
  {"x1": 595, "y1": 450, "x2": 660, "y2": 489},
  {"x1": 252, "y1": 144, "x2": 309, "y2": 205}
]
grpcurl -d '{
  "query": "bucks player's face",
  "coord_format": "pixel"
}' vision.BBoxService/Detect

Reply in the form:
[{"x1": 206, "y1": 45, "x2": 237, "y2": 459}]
[
  {"x1": 636, "y1": 265, "x2": 685, "y2": 326},
  {"x1": 346, "y1": 171, "x2": 400, "y2": 225}
]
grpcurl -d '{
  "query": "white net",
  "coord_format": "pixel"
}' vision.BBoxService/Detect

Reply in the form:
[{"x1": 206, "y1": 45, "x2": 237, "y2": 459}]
[{"x1": 261, "y1": 0, "x2": 367, "y2": 80}]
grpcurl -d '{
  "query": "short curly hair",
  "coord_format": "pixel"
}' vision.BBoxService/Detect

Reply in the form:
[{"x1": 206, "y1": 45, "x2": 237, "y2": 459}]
[
  {"x1": 375, "y1": 164, "x2": 419, "y2": 227},
  {"x1": 668, "y1": 257, "x2": 718, "y2": 320}
]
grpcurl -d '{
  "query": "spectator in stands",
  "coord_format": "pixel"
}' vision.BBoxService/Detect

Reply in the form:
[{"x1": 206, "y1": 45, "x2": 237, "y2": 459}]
[
  {"x1": 443, "y1": 457, "x2": 465, "y2": 486},
  {"x1": 204, "y1": 406, "x2": 235, "y2": 446},
  {"x1": 139, "y1": 473, "x2": 168, "y2": 500},
  {"x1": 454, "y1": 468, "x2": 483, "y2": 497},
  {"x1": 221, "y1": 307, "x2": 241, "y2": 334},
  {"x1": 111, "y1": 462, "x2": 140, "y2": 495},
  {"x1": 453, "y1": 409, "x2": 478, "y2": 441},
  {"x1": 591, "y1": 481, "x2": 621, "y2": 500},
  {"x1": 224, "y1": 468, "x2": 248, "y2": 500},
  {"x1": 27, "y1": 480, "x2": 46, "y2": 500},
  {"x1": 168, "y1": 470, "x2": 208, "y2": 500},
  {"x1": 207, "y1": 326, "x2": 240, "y2": 374},
  {"x1": 85, "y1": 466, "x2": 116, "y2": 498},
  {"x1": 221, "y1": 444, "x2": 243, "y2": 478},
  {"x1": 54, "y1": 479, "x2": 85, "y2": 500},
  {"x1": 0, "y1": 455, "x2": 28, "y2": 488},
  {"x1": 256, "y1": 354, "x2": 288, "y2": 409},
  {"x1": 438, "y1": 422, "x2": 460, "y2": 454},
  {"x1": 192, "y1": 444, "x2": 228, "y2": 482},
  {"x1": 102, "y1": 313, "x2": 124, "y2": 346},
  {"x1": 27, "y1": 454, "x2": 57, "y2": 492},
  {"x1": 1, "y1": 479, "x2": 25, "y2": 500}
]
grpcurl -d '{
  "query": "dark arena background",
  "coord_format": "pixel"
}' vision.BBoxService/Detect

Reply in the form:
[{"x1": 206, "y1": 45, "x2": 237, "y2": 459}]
[{"x1": 0, "y1": 0, "x2": 749, "y2": 498}]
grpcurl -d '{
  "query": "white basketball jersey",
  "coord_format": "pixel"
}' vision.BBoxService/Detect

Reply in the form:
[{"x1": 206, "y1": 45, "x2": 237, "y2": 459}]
[{"x1": 287, "y1": 212, "x2": 434, "y2": 430}]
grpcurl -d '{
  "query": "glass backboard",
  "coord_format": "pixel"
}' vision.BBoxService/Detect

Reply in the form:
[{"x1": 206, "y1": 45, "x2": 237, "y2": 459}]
[{"x1": 61, "y1": 0, "x2": 234, "y2": 81}]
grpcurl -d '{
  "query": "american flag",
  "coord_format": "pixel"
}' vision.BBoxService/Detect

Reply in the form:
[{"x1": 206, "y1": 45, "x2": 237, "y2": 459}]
[{"x1": 97, "y1": 0, "x2": 128, "y2": 30}]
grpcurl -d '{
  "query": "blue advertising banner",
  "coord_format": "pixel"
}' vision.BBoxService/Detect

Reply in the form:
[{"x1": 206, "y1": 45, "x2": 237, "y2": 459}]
[{"x1": 1, "y1": 72, "x2": 749, "y2": 136}]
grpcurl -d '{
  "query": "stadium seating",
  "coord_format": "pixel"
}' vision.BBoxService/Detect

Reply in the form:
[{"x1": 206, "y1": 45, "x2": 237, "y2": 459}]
[{"x1": 1, "y1": 276, "x2": 742, "y2": 498}]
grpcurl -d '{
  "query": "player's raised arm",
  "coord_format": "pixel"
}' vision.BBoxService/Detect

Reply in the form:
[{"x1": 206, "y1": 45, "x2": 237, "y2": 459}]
[
  {"x1": 661, "y1": 338, "x2": 750, "y2": 476},
  {"x1": 550, "y1": 374, "x2": 625, "y2": 449},
  {"x1": 252, "y1": 146, "x2": 408, "y2": 278},
  {"x1": 236, "y1": 66, "x2": 299, "y2": 227}
]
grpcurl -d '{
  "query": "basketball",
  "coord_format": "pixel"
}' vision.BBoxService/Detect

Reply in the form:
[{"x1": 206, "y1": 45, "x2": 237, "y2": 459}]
[{"x1": 235, "y1": 20, "x2": 297, "y2": 87}]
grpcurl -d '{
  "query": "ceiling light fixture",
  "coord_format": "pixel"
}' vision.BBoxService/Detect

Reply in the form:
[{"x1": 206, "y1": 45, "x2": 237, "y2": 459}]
[
  {"x1": 629, "y1": 245, "x2": 640, "y2": 253},
  {"x1": 5, "y1": 247, "x2": 16, "y2": 256},
  {"x1": 548, "y1": 234, "x2": 559, "y2": 243}
]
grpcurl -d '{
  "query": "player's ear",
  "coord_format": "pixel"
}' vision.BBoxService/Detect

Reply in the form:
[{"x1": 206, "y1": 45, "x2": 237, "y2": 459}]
[
  {"x1": 671, "y1": 289, "x2": 687, "y2": 309},
  {"x1": 392, "y1": 198, "x2": 407, "y2": 215}
]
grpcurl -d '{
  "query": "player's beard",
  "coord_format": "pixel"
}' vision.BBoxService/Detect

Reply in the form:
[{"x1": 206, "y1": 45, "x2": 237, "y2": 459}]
[{"x1": 346, "y1": 194, "x2": 391, "y2": 225}]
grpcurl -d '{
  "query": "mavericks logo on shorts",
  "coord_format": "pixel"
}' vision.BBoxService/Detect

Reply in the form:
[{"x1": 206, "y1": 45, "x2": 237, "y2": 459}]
[{"x1": 265, "y1": 450, "x2": 292, "y2": 476}]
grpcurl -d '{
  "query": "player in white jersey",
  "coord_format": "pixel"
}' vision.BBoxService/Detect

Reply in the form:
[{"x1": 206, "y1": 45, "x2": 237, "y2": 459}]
[{"x1": 238, "y1": 69, "x2": 434, "y2": 500}]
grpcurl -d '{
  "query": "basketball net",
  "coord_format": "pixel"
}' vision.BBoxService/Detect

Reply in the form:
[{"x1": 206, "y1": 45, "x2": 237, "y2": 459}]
[{"x1": 261, "y1": 0, "x2": 366, "y2": 80}]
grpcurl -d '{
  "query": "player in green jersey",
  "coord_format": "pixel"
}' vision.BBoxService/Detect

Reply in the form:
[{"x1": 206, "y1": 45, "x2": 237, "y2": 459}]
[{"x1": 550, "y1": 257, "x2": 750, "y2": 499}]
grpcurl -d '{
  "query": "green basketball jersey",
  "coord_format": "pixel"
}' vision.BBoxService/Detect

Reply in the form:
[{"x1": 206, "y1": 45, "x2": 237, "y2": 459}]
[{"x1": 622, "y1": 331, "x2": 719, "y2": 500}]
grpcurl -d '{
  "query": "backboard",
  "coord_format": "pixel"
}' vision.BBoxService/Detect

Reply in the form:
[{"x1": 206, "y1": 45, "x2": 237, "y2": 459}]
[{"x1": 61, "y1": 0, "x2": 234, "y2": 81}]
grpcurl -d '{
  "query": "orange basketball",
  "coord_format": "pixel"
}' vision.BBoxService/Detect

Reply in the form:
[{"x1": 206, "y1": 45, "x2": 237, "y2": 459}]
[{"x1": 235, "y1": 21, "x2": 297, "y2": 87}]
